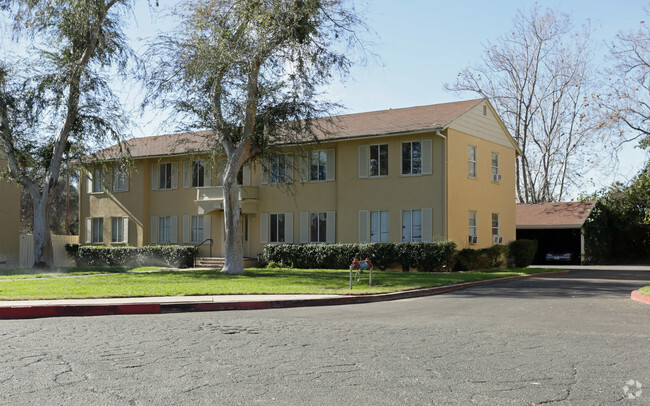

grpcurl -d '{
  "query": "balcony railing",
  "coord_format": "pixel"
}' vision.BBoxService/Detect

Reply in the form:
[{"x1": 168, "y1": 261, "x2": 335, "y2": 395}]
[{"x1": 195, "y1": 186, "x2": 259, "y2": 214}]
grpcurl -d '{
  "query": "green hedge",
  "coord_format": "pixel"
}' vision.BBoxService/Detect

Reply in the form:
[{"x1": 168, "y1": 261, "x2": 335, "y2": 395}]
[
  {"x1": 263, "y1": 241, "x2": 457, "y2": 272},
  {"x1": 65, "y1": 244, "x2": 198, "y2": 268},
  {"x1": 507, "y1": 239, "x2": 538, "y2": 268},
  {"x1": 453, "y1": 245, "x2": 509, "y2": 272}
]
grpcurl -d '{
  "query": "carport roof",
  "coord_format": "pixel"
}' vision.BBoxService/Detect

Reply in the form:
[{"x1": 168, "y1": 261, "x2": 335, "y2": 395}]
[{"x1": 516, "y1": 201, "x2": 597, "y2": 229}]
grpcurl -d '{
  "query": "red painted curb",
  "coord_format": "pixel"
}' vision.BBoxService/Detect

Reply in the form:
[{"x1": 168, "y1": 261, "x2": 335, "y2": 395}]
[
  {"x1": 0, "y1": 271, "x2": 569, "y2": 320},
  {"x1": 631, "y1": 290, "x2": 650, "y2": 305}
]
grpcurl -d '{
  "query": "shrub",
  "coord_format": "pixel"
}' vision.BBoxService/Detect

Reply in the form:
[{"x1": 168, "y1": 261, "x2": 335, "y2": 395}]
[
  {"x1": 263, "y1": 241, "x2": 456, "y2": 272},
  {"x1": 452, "y1": 245, "x2": 509, "y2": 272},
  {"x1": 65, "y1": 244, "x2": 198, "y2": 268},
  {"x1": 508, "y1": 239, "x2": 538, "y2": 268}
]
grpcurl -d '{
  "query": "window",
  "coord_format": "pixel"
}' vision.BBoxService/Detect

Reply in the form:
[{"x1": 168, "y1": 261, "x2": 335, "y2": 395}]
[
  {"x1": 469, "y1": 211, "x2": 477, "y2": 237},
  {"x1": 112, "y1": 167, "x2": 128, "y2": 192},
  {"x1": 370, "y1": 210, "x2": 389, "y2": 243},
  {"x1": 192, "y1": 161, "x2": 205, "y2": 188},
  {"x1": 402, "y1": 210, "x2": 422, "y2": 242},
  {"x1": 159, "y1": 163, "x2": 172, "y2": 189},
  {"x1": 310, "y1": 151, "x2": 327, "y2": 181},
  {"x1": 468, "y1": 145, "x2": 477, "y2": 178},
  {"x1": 111, "y1": 217, "x2": 126, "y2": 243},
  {"x1": 402, "y1": 142, "x2": 421, "y2": 175},
  {"x1": 492, "y1": 213, "x2": 499, "y2": 237},
  {"x1": 270, "y1": 154, "x2": 288, "y2": 184},
  {"x1": 310, "y1": 212, "x2": 327, "y2": 243},
  {"x1": 191, "y1": 215, "x2": 204, "y2": 243},
  {"x1": 369, "y1": 144, "x2": 388, "y2": 177},
  {"x1": 91, "y1": 218, "x2": 103, "y2": 243},
  {"x1": 92, "y1": 168, "x2": 104, "y2": 193},
  {"x1": 159, "y1": 216, "x2": 172, "y2": 243},
  {"x1": 270, "y1": 214, "x2": 286, "y2": 243}
]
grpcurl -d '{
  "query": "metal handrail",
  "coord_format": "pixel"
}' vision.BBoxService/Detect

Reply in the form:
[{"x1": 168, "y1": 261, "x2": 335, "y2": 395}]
[{"x1": 193, "y1": 238, "x2": 214, "y2": 267}]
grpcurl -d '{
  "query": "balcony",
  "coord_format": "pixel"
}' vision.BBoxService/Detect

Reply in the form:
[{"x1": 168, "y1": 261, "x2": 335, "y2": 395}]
[{"x1": 195, "y1": 186, "x2": 259, "y2": 214}]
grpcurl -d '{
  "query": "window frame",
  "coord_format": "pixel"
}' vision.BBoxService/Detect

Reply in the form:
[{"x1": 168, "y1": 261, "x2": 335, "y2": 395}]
[
  {"x1": 469, "y1": 211, "x2": 478, "y2": 237},
  {"x1": 310, "y1": 212, "x2": 327, "y2": 243},
  {"x1": 492, "y1": 213, "x2": 500, "y2": 237},
  {"x1": 91, "y1": 217, "x2": 104, "y2": 243},
  {"x1": 159, "y1": 216, "x2": 172, "y2": 243},
  {"x1": 270, "y1": 213, "x2": 286, "y2": 243},
  {"x1": 191, "y1": 215, "x2": 204, "y2": 243},
  {"x1": 159, "y1": 163, "x2": 173, "y2": 190},
  {"x1": 270, "y1": 154, "x2": 288, "y2": 184},
  {"x1": 468, "y1": 145, "x2": 477, "y2": 179},
  {"x1": 401, "y1": 209, "x2": 422, "y2": 242},
  {"x1": 111, "y1": 217, "x2": 124, "y2": 243},
  {"x1": 191, "y1": 160, "x2": 205, "y2": 188},
  {"x1": 92, "y1": 168, "x2": 104, "y2": 193},
  {"x1": 401, "y1": 141, "x2": 422, "y2": 176},
  {"x1": 309, "y1": 151, "x2": 327, "y2": 182},
  {"x1": 369, "y1": 144, "x2": 389, "y2": 177},
  {"x1": 370, "y1": 210, "x2": 389, "y2": 243},
  {"x1": 112, "y1": 167, "x2": 128, "y2": 193}
]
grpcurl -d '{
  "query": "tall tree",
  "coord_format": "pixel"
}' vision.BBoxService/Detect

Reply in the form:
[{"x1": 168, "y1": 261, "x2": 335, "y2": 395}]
[
  {"x1": 601, "y1": 12, "x2": 650, "y2": 150},
  {"x1": 446, "y1": 6, "x2": 605, "y2": 203},
  {"x1": 0, "y1": 0, "x2": 132, "y2": 268},
  {"x1": 143, "y1": 0, "x2": 366, "y2": 274}
]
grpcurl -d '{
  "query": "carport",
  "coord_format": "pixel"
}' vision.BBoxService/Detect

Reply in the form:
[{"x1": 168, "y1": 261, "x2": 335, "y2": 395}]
[{"x1": 516, "y1": 201, "x2": 596, "y2": 265}]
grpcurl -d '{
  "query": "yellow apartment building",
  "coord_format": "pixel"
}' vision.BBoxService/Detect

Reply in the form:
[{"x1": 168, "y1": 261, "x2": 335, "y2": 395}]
[
  {"x1": 0, "y1": 155, "x2": 21, "y2": 266},
  {"x1": 79, "y1": 98, "x2": 520, "y2": 260}
]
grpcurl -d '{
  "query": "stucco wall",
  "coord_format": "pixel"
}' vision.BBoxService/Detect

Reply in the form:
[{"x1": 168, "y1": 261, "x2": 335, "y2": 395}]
[{"x1": 0, "y1": 159, "x2": 20, "y2": 265}]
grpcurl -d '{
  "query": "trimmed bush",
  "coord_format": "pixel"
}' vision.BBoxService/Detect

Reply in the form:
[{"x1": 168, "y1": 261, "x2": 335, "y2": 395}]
[
  {"x1": 263, "y1": 241, "x2": 456, "y2": 272},
  {"x1": 452, "y1": 245, "x2": 509, "y2": 272},
  {"x1": 65, "y1": 244, "x2": 198, "y2": 268},
  {"x1": 507, "y1": 239, "x2": 538, "y2": 268}
]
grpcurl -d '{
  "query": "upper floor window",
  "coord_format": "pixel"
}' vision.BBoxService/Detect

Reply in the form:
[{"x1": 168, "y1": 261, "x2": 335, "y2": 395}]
[
  {"x1": 369, "y1": 144, "x2": 388, "y2": 177},
  {"x1": 270, "y1": 213, "x2": 286, "y2": 243},
  {"x1": 270, "y1": 154, "x2": 288, "y2": 184},
  {"x1": 112, "y1": 167, "x2": 129, "y2": 192},
  {"x1": 92, "y1": 168, "x2": 104, "y2": 193},
  {"x1": 192, "y1": 161, "x2": 205, "y2": 188},
  {"x1": 402, "y1": 141, "x2": 421, "y2": 175},
  {"x1": 159, "y1": 163, "x2": 173, "y2": 189},
  {"x1": 402, "y1": 209, "x2": 422, "y2": 242},
  {"x1": 468, "y1": 145, "x2": 477, "y2": 178},
  {"x1": 310, "y1": 151, "x2": 327, "y2": 181},
  {"x1": 491, "y1": 152, "x2": 501, "y2": 182},
  {"x1": 370, "y1": 210, "x2": 389, "y2": 243}
]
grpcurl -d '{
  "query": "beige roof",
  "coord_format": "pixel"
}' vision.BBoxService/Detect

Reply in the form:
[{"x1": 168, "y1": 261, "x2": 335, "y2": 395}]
[
  {"x1": 516, "y1": 201, "x2": 597, "y2": 229},
  {"x1": 93, "y1": 99, "x2": 486, "y2": 160}
]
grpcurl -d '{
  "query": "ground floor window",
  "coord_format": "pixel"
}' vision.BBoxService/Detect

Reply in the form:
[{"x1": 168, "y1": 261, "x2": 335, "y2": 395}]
[
  {"x1": 402, "y1": 210, "x2": 422, "y2": 242},
  {"x1": 370, "y1": 210, "x2": 389, "y2": 243},
  {"x1": 91, "y1": 218, "x2": 103, "y2": 243},
  {"x1": 111, "y1": 217, "x2": 126, "y2": 243},
  {"x1": 310, "y1": 212, "x2": 327, "y2": 243},
  {"x1": 159, "y1": 216, "x2": 172, "y2": 243},
  {"x1": 191, "y1": 215, "x2": 204, "y2": 243},
  {"x1": 270, "y1": 213, "x2": 286, "y2": 243}
]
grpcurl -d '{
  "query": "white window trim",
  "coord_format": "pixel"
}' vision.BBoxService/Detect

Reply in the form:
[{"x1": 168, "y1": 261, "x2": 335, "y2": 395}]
[
  {"x1": 401, "y1": 209, "x2": 423, "y2": 242},
  {"x1": 368, "y1": 144, "x2": 389, "y2": 178},
  {"x1": 468, "y1": 145, "x2": 477, "y2": 179}
]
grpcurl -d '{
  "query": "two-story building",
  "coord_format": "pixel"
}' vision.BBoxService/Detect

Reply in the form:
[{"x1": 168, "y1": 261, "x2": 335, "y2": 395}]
[{"x1": 79, "y1": 98, "x2": 520, "y2": 261}]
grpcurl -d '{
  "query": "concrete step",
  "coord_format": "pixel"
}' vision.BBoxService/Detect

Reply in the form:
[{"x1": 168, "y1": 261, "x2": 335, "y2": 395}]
[{"x1": 195, "y1": 257, "x2": 226, "y2": 268}]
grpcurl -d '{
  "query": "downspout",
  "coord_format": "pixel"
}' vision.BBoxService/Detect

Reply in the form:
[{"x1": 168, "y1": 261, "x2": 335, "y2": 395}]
[{"x1": 435, "y1": 130, "x2": 448, "y2": 241}]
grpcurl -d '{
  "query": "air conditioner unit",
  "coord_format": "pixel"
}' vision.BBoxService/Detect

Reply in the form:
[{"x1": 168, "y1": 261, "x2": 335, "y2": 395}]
[
  {"x1": 469, "y1": 235, "x2": 478, "y2": 244},
  {"x1": 492, "y1": 173, "x2": 502, "y2": 183},
  {"x1": 493, "y1": 235, "x2": 503, "y2": 244}
]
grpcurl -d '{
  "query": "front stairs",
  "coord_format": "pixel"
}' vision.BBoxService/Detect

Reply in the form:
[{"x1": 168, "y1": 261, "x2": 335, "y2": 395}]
[{"x1": 194, "y1": 257, "x2": 259, "y2": 269}]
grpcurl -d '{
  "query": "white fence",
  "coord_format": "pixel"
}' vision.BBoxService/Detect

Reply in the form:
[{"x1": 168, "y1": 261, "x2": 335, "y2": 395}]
[{"x1": 19, "y1": 234, "x2": 78, "y2": 268}]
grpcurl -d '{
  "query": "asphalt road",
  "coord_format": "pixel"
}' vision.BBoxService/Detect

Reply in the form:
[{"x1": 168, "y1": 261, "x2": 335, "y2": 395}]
[{"x1": 1, "y1": 268, "x2": 649, "y2": 405}]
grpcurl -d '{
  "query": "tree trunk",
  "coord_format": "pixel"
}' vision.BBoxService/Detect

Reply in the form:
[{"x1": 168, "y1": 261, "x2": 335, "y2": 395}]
[
  {"x1": 32, "y1": 193, "x2": 54, "y2": 269},
  {"x1": 221, "y1": 164, "x2": 244, "y2": 275}
]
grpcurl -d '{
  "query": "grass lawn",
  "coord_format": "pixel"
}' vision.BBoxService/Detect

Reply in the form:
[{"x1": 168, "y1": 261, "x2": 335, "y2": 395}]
[
  {"x1": 0, "y1": 266, "x2": 164, "y2": 280},
  {"x1": 639, "y1": 286, "x2": 650, "y2": 298},
  {"x1": 0, "y1": 267, "x2": 558, "y2": 300}
]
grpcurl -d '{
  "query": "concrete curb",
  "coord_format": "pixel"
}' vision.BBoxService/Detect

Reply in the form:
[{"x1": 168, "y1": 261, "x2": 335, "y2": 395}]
[
  {"x1": 0, "y1": 270, "x2": 570, "y2": 320},
  {"x1": 631, "y1": 290, "x2": 650, "y2": 305}
]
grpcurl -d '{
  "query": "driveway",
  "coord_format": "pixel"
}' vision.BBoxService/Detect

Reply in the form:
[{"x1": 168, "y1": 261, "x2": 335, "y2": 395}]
[{"x1": 0, "y1": 267, "x2": 648, "y2": 405}]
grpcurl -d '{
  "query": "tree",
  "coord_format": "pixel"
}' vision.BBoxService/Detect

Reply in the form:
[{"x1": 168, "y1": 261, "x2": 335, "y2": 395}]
[
  {"x1": 0, "y1": 0, "x2": 132, "y2": 268},
  {"x1": 143, "y1": 0, "x2": 366, "y2": 274},
  {"x1": 600, "y1": 12, "x2": 650, "y2": 149},
  {"x1": 446, "y1": 6, "x2": 606, "y2": 203}
]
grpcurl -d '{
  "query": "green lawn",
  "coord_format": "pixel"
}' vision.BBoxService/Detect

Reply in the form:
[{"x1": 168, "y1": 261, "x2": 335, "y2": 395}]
[
  {"x1": 0, "y1": 266, "x2": 164, "y2": 280},
  {"x1": 639, "y1": 286, "x2": 650, "y2": 298},
  {"x1": 0, "y1": 267, "x2": 558, "y2": 300}
]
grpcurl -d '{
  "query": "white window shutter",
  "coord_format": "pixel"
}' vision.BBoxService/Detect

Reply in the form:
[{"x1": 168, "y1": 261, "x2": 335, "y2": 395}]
[
  {"x1": 123, "y1": 217, "x2": 129, "y2": 243},
  {"x1": 300, "y1": 152, "x2": 309, "y2": 183},
  {"x1": 299, "y1": 212, "x2": 309, "y2": 243},
  {"x1": 183, "y1": 162, "x2": 191, "y2": 188},
  {"x1": 326, "y1": 150, "x2": 335, "y2": 181},
  {"x1": 182, "y1": 215, "x2": 190, "y2": 243},
  {"x1": 260, "y1": 213, "x2": 269, "y2": 244},
  {"x1": 286, "y1": 154, "x2": 294, "y2": 183},
  {"x1": 151, "y1": 164, "x2": 159, "y2": 191},
  {"x1": 326, "y1": 211, "x2": 336, "y2": 243},
  {"x1": 204, "y1": 215, "x2": 211, "y2": 241},
  {"x1": 86, "y1": 172, "x2": 93, "y2": 194},
  {"x1": 85, "y1": 218, "x2": 91, "y2": 243},
  {"x1": 422, "y1": 208, "x2": 433, "y2": 242},
  {"x1": 422, "y1": 139, "x2": 433, "y2": 175},
  {"x1": 358, "y1": 145, "x2": 369, "y2": 178},
  {"x1": 358, "y1": 210, "x2": 369, "y2": 243},
  {"x1": 243, "y1": 164, "x2": 251, "y2": 186},
  {"x1": 170, "y1": 216, "x2": 178, "y2": 243},
  {"x1": 171, "y1": 163, "x2": 179, "y2": 189},
  {"x1": 285, "y1": 212, "x2": 294, "y2": 243},
  {"x1": 151, "y1": 216, "x2": 159, "y2": 243}
]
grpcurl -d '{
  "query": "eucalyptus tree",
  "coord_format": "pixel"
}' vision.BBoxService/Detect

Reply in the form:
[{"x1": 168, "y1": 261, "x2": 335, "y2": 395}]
[
  {"x1": 0, "y1": 0, "x2": 132, "y2": 268},
  {"x1": 143, "y1": 0, "x2": 366, "y2": 274},
  {"x1": 446, "y1": 6, "x2": 605, "y2": 203}
]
